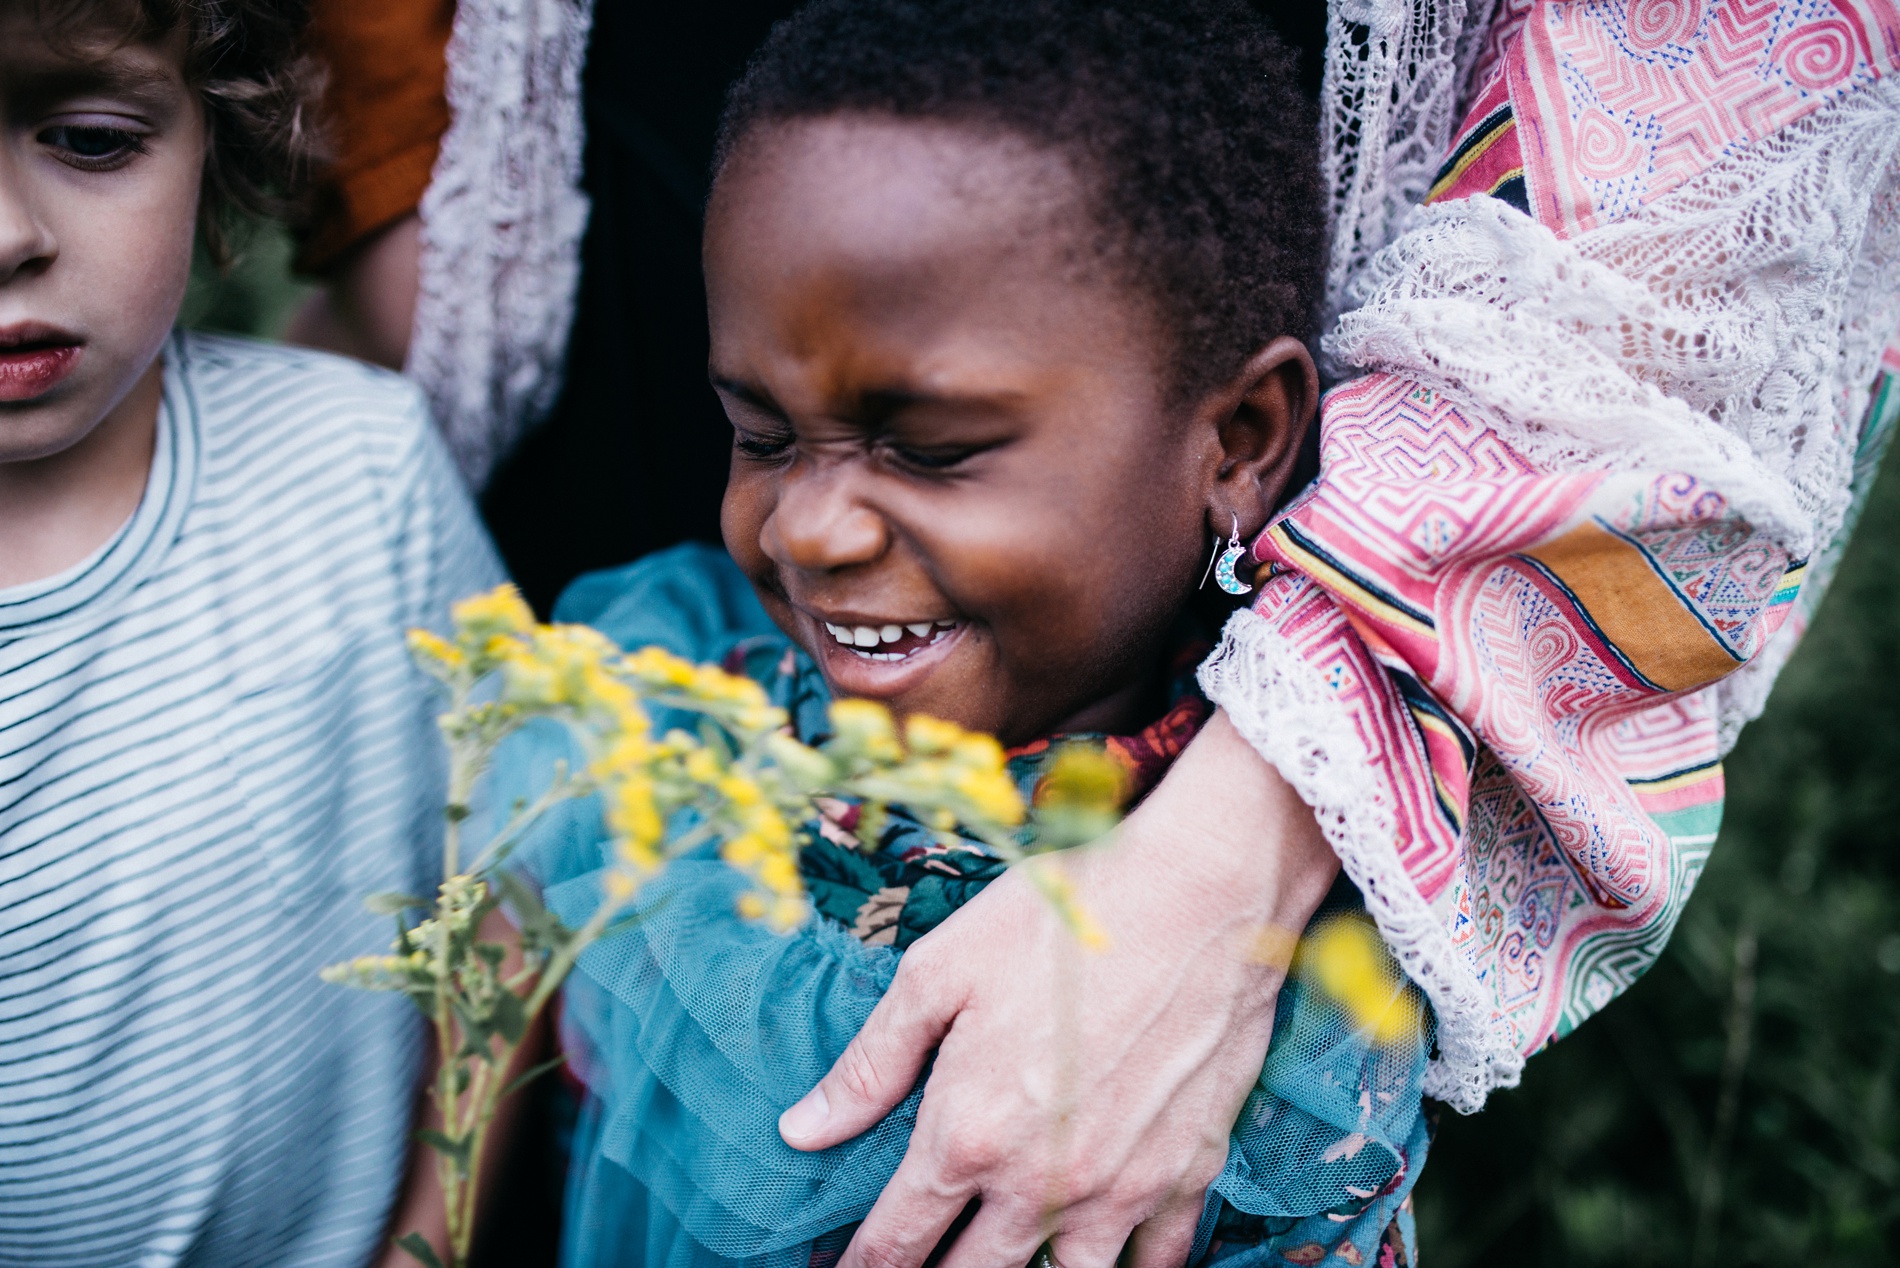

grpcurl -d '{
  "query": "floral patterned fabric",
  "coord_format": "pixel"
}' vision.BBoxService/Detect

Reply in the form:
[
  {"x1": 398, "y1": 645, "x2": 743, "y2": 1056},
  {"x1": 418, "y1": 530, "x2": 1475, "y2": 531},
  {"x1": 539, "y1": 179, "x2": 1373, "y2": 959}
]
[{"x1": 1202, "y1": 0, "x2": 1900, "y2": 1110}]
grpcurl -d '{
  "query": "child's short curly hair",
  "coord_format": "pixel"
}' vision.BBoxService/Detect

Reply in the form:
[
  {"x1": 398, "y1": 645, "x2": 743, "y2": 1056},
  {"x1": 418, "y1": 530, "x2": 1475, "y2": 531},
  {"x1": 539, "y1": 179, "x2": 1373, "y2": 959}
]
[
  {"x1": 717, "y1": 0, "x2": 1326, "y2": 404},
  {"x1": 42, "y1": 0, "x2": 321, "y2": 265}
]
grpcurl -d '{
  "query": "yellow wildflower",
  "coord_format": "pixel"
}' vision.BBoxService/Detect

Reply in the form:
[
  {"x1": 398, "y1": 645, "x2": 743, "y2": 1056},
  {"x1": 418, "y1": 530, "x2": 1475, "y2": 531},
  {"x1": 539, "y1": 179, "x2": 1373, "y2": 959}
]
[
  {"x1": 407, "y1": 628, "x2": 466, "y2": 677},
  {"x1": 719, "y1": 773, "x2": 763, "y2": 807},
  {"x1": 722, "y1": 833, "x2": 766, "y2": 867},
  {"x1": 603, "y1": 870, "x2": 637, "y2": 902},
  {"x1": 764, "y1": 733, "x2": 835, "y2": 788},
  {"x1": 904, "y1": 714, "x2": 967, "y2": 756},
  {"x1": 684, "y1": 747, "x2": 723, "y2": 783},
  {"x1": 1036, "y1": 745, "x2": 1125, "y2": 813},
  {"x1": 592, "y1": 732, "x2": 656, "y2": 780},
  {"x1": 453, "y1": 585, "x2": 535, "y2": 641},
  {"x1": 829, "y1": 699, "x2": 902, "y2": 762},
  {"x1": 1298, "y1": 916, "x2": 1421, "y2": 1045},
  {"x1": 623, "y1": 646, "x2": 698, "y2": 689},
  {"x1": 755, "y1": 851, "x2": 801, "y2": 897},
  {"x1": 767, "y1": 894, "x2": 807, "y2": 930},
  {"x1": 743, "y1": 803, "x2": 792, "y2": 850},
  {"x1": 953, "y1": 768, "x2": 1026, "y2": 827},
  {"x1": 618, "y1": 835, "x2": 661, "y2": 874},
  {"x1": 607, "y1": 776, "x2": 663, "y2": 849},
  {"x1": 736, "y1": 892, "x2": 768, "y2": 920}
]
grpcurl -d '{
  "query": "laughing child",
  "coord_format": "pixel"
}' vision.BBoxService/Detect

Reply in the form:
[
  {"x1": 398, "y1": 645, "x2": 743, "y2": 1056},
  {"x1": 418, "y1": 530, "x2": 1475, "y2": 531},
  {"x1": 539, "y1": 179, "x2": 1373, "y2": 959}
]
[
  {"x1": 500, "y1": 2, "x2": 1433, "y2": 1266},
  {"x1": 0, "y1": 2, "x2": 501, "y2": 1263}
]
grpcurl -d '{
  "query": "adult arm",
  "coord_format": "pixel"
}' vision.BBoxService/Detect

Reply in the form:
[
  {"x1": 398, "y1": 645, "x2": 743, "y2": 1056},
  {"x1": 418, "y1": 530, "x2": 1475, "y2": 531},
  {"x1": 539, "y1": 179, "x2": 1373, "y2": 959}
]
[
  {"x1": 285, "y1": 0, "x2": 452, "y2": 366},
  {"x1": 778, "y1": 709, "x2": 1339, "y2": 1268},
  {"x1": 285, "y1": 214, "x2": 422, "y2": 371}
]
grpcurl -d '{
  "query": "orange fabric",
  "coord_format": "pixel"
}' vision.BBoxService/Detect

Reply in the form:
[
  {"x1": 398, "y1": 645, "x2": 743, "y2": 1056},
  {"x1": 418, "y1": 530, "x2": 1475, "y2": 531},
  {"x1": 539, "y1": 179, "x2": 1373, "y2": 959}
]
[{"x1": 296, "y1": 0, "x2": 455, "y2": 274}]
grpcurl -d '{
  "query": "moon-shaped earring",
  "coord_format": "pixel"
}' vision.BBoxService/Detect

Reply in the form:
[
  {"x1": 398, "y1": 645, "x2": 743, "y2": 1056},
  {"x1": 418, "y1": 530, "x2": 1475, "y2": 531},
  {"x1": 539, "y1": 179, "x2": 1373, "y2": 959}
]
[{"x1": 1215, "y1": 513, "x2": 1253, "y2": 596}]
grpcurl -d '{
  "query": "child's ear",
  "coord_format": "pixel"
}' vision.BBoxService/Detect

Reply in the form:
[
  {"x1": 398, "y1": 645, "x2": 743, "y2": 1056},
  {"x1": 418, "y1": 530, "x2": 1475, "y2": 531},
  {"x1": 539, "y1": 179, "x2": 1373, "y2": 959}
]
[{"x1": 1205, "y1": 336, "x2": 1319, "y2": 537}]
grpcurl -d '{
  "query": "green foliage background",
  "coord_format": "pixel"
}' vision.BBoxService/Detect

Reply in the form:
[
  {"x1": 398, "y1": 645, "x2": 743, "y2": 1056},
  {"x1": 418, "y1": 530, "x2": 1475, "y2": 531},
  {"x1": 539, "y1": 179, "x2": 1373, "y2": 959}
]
[{"x1": 188, "y1": 229, "x2": 1900, "y2": 1267}]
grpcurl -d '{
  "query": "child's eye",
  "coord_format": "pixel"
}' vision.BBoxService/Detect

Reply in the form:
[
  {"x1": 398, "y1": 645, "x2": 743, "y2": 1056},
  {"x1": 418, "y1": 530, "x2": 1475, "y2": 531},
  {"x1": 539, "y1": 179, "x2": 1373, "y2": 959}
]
[
  {"x1": 733, "y1": 428, "x2": 794, "y2": 460},
  {"x1": 885, "y1": 442, "x2": 981, "y2": 472},
  {"x1": 40, "y1": 124, "x2": 149, "y2": 169}
]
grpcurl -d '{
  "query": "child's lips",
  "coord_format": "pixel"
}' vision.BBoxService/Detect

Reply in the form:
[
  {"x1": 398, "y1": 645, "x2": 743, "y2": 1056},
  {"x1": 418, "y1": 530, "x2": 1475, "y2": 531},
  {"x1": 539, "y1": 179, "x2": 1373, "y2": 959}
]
[
  {"x1": 809, "y1": 615, "x2": 968, "y2": 697},
  {"x1": 0, "y1": 341, "x2": 82, "y2": 402}
]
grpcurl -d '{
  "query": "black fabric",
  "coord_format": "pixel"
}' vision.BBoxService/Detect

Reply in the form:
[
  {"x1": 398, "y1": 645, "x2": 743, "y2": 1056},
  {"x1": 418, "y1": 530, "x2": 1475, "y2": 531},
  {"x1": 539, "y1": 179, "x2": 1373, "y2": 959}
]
[
  {"x1": 480, "y1": 2, "x2": 801, "y2": 614},
  {"x1": 480, "y1": 0, "x2": 1327, "y2": 617}
]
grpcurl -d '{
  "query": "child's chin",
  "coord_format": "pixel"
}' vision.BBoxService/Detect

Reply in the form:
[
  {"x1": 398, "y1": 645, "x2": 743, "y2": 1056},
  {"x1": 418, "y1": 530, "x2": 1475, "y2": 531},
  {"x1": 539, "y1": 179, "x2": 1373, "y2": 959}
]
[{"x1": 813, "y1": 621, "x2": 969, "y2": 705}]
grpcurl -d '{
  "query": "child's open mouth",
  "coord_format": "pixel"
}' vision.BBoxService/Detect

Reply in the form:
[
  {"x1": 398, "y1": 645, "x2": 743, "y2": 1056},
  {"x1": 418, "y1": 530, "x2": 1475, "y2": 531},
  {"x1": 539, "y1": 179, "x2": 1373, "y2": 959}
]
[{"x1": 821, "y1": 618, "x2": 960, "y2": 661}]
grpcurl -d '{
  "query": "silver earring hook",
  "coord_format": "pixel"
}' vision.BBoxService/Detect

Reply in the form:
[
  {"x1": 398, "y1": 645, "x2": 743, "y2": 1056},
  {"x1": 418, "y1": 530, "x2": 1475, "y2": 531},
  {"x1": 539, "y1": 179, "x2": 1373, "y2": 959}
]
[{"x1": 1200, "y1": 511, "x2": 1236, "y2": 590}]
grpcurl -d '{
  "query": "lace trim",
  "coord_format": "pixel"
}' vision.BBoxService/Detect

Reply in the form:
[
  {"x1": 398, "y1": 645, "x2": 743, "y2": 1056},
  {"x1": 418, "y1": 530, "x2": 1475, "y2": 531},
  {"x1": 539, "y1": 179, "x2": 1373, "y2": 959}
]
[
  {"x1": 409, "y1": 0, "x2": 596, "y2": 489},
  {"x1": 1319, "y1": 0, "x2": 1499, "y2": 341},
  {"x1": 1332, "y1": 79, "x2": 1900, "y2": 558},
  {"x1": 1199, "y1": 609, "x2": 1522, "y2": 1113}
]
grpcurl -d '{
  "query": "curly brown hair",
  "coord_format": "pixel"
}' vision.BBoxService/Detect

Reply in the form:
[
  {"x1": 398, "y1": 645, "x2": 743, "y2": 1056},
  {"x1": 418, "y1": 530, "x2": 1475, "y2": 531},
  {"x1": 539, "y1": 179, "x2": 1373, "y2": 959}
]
[{"x1": 39, "y1": 0, "x2": 323, "y2": 266}]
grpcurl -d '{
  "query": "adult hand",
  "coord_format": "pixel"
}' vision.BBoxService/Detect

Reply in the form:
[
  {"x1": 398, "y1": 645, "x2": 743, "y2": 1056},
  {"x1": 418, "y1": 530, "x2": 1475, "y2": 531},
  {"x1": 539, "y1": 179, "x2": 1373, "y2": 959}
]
[{"x1": 777, "y1": 709, "x2": 1340, "y2": 1268}]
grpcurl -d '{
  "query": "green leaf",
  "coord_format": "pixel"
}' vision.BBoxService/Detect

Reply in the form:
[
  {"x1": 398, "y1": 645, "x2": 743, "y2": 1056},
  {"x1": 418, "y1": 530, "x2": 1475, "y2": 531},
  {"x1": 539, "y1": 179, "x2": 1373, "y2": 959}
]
[
  {"x1": 491, "y1": 988, "x2": 527, "y2": 1045},
  {"x1": 365, "y1": 891, "x2": 430, "y2": 916},
  {"x1": 496, "y1": 868, "x2": 549, "y2": 924},
  {"x1": 501, "y1": 1053, "x2": 569, "y2": 1099},
  {"x1": 394, "y1": 1232, "x2": 447, "y2": 1268},
  {"x1": 414, "y1": 1128, "x2": 471, "y2": 1165}
]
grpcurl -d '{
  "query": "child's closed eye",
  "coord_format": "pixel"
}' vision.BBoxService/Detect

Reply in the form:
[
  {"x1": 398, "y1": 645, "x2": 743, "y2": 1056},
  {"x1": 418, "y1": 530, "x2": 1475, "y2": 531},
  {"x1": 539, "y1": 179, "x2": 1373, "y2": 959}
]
[
  {"x1": 733, "y1": 426, "x2": 795, "y2": 461},
  {"x1": 879, "y1": 439, "x2": 991, "y2": 472},
  {"x1": 39, "y1": 119, "x2": 151, "y2": 171}
]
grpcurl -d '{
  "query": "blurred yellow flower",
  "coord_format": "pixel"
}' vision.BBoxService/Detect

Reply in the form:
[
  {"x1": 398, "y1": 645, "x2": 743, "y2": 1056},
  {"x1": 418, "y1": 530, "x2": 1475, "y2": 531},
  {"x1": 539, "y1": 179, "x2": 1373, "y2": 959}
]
[
  {"x1": 407, "y1": 629, "x2": 466, "y2": 676},
  {"x1": 453, "y1": 585, "x2": 534, "y2": 641},
  {"x1": 829, "y1": 699, "x2": 902, "y2": 762},
  {"x1": 1298, "y1": 915, "x2": 1421, "y2": 1045}
]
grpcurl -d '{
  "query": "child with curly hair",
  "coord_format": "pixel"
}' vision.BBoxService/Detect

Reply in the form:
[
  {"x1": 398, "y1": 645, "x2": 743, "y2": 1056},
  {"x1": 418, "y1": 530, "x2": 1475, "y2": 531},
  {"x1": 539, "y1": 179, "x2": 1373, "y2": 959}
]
[{"x1": 0, "y1": 2, "x2": 501, "y2": 1263}]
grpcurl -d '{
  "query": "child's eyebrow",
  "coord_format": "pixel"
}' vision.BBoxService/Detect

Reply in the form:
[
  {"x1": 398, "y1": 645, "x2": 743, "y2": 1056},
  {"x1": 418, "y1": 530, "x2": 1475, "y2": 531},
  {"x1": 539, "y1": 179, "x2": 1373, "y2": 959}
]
[
  {"x1": 710, "y1": 372, "x2": 1022, "y2": 428},
  {"x1": 710, "y1": 374, "x2": 786, "y2": 417},
  {"x1": 13, "y1": 56, "x2": 180, "y2": 110}
]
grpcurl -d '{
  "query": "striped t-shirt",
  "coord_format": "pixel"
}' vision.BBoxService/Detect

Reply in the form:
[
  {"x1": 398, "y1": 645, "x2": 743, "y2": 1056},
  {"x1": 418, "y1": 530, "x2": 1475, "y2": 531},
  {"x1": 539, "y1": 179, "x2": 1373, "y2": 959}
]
[{"x1": 0, "y1": 333, "x2": 505, "y2": 1267}]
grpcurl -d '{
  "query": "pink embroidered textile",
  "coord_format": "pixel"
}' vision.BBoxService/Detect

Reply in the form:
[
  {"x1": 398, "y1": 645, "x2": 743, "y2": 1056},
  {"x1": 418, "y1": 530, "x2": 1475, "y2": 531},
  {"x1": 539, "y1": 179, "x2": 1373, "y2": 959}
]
[{"x1": 1203, "y1": 0, "x2": 1900, "y2": 1110}]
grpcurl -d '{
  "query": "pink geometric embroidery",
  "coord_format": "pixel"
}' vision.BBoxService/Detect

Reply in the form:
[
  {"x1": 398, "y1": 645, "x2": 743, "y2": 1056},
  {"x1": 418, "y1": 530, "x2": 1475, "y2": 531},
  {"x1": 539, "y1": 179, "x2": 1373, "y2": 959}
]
[{"x1": 1511, "y1": 0, "x2": 1897, "y2": 235}]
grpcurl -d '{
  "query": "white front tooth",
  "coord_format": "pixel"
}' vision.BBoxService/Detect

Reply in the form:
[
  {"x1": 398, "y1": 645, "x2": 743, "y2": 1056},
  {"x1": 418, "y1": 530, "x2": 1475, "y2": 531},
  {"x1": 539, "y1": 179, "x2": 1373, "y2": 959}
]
[
  {"x1": 879, "y1": 624, "x2": 903, "y2": 643},
  {"x1": 825, "y1": 622, "x2": 847, "y2": 641},
  {"x1": 853, "y1": 626, "x2": 879, "y2": 647},
  {"x1": 906, "y1": 623, "x2": 932, "y2": 638}
]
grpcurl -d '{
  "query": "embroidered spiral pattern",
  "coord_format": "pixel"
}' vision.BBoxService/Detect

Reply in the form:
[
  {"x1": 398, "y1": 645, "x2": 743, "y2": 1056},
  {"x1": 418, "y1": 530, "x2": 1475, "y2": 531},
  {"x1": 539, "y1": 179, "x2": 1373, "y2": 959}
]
[
  {"x1": 1779, "y1": 20, "x2": 1858, "y2": 91},
  {"x1": 1575, "y1": 108, "x2": 1643, "y2": 178},
  {"x1": 1624, "y1": 0, "x2": 1701, "y2": 51}
]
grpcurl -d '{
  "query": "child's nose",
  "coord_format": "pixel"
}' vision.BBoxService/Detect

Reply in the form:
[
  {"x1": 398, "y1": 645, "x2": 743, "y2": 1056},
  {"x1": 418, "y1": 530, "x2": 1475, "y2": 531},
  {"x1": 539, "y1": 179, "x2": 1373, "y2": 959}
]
[
  {"x1": 0, "y1": 150, "x2": 57, "y2": 283},
  {"x1": 762, "y1": 464, "x2": 890, "y2": 573}
]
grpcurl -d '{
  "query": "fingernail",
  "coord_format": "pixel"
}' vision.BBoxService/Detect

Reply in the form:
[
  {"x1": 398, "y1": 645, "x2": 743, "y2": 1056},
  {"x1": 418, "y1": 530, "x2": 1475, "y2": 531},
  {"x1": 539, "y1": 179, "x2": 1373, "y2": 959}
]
[{"x1": 779, "y1": 1086, "x2": 830, "y2": 1143}]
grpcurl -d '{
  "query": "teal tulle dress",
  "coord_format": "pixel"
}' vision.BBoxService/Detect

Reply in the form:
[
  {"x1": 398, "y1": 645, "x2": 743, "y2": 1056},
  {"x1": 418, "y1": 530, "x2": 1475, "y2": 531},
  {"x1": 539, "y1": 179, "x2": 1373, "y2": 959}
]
[{"x1": 494, "y1": 545, "x2": 1436, "y2": 1268}]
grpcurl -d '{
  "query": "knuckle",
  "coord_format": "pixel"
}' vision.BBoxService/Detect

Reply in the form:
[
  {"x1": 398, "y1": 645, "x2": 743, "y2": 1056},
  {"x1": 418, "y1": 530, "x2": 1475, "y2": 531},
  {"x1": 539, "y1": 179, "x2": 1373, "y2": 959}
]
[
  {"x1": 936, "y1": 1135, "x2": 1002, "y2": 1182},
  {"x1": 850, "y1": 1230, "x2": 910, "y2": 1268},
  {"x1": 833, "y1": 1039, "x2": 890, "y2": 1104}
]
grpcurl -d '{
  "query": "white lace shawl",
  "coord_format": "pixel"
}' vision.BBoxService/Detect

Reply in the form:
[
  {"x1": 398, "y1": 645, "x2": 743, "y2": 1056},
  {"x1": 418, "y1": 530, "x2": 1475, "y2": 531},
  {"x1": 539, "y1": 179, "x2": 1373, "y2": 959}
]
[{"x1": 408, "y1": 0, "x2": 595, "y2": 490}]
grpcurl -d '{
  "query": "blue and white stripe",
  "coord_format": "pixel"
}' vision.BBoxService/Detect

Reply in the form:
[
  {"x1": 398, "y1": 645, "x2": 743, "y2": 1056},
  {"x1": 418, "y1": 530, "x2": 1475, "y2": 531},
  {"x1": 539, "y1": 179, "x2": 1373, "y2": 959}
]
[{"x1": 0, "y1": 332, "x2": 505, "y2": 1267}]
